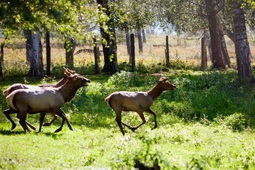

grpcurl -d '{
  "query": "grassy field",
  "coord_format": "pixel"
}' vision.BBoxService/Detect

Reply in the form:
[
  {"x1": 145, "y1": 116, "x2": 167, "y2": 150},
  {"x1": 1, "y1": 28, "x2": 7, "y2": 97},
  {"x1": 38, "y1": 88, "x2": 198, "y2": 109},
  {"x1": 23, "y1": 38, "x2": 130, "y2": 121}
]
[{"x1": 1, "y1": 34, "x2": 255, "y2": 169}]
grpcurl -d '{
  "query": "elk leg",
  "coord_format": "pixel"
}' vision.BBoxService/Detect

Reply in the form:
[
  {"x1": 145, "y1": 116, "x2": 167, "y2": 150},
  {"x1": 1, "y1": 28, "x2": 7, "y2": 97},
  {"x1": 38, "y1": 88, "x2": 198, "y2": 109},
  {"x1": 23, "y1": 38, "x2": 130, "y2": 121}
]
[
  {"x1": 146, "y1": 108, "x2": 157, "y2": 129},
  {"x1": 25, "y1": 121, "x2": 36, "y2": 130},
  {"x1": 3, "y1": 108, "x2": 36, "y2": 131},
  {"x1": 3, "y1": 108, "x2": 17, "y2": 130},
  {"x1": 43, "y1": 114, "x2": 57, "y2": 126},
  {"x1": 54, "y1": 109, "x2": 73, "y2": 133},
  {"x1": 59, "y1": 109, "x2": 73, "y2": 131},
  {"x1": 115, "y1": 111, "x2": 125, "y2": 135},
  {"x1": 123, "y1": 112, "x2": 146, "y2": 132},
  {"x1": 17, "y1": 112, "x2": 29, "y2": 132},
  {"x1": 39, "y1": 112, "x2": 47, "y2": 132}
]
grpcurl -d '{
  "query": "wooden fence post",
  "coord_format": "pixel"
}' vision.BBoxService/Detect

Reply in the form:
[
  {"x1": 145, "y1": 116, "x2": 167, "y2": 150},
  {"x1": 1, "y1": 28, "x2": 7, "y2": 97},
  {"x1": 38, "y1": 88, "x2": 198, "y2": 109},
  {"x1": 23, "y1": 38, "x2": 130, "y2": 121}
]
[
  {"x1": 130, "y1": 33, "x2": 135, "y2": 72},
  {"x1": 165, "y1": 35, "x2": 170, "y2": 67},
  {"x1": 45, "y1": 31, "x2": 51, "y2": 76}
]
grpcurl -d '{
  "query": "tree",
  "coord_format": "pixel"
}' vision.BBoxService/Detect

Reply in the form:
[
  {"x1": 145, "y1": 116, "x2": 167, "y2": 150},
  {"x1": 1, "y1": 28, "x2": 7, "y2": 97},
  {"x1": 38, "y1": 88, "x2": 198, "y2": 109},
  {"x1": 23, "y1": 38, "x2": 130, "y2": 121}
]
[
  {"x1": 204, "y1": 0, "x2": 226, "y2": 69},
  {"x1": 97, "y1": 0, "x2": 118, "y2": 73},
  {"x1": 24, "y1": 30, "x2": 44, "y2": 77},
  {"x1": 231, "y1": 1, "x2": 252, "y2": 78},
  {"x1": 0, "y1": 0, "x2": 96, "y2": 77}
]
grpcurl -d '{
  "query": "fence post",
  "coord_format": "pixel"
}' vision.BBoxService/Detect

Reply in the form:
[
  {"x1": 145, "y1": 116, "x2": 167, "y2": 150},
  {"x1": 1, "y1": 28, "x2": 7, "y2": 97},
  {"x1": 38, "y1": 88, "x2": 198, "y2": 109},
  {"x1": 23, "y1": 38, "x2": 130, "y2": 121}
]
[
  {"x1": 45, "y1": 31, "x2": 51, "y2": 76},
  {"x1": 165, "y1": 35, "x2": 170, "y2": 67},
  {"x1": 130, "y1": 33, "x2": 135, "y2": 72}
]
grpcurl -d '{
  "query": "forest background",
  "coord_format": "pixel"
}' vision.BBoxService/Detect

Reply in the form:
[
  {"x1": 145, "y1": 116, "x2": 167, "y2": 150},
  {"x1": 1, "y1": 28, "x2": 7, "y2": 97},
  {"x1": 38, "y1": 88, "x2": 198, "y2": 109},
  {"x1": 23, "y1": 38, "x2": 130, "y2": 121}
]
[{"x1": 1, "y1": 0, "x2": 255, "y2": 169}]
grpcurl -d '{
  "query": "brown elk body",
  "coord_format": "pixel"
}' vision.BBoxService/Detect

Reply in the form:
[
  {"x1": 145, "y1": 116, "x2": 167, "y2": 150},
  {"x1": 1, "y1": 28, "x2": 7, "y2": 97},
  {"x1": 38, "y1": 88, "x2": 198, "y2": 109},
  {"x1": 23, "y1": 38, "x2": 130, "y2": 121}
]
[
  {"x1": 2, "y1": 68, "x2": 75, "y2": 132},
  {"x1": 4, "y1": 71, "x2": 90, "y2": 132},
  {"x1": 105, "y1": 77, "x2": 176, "y2": 135}
]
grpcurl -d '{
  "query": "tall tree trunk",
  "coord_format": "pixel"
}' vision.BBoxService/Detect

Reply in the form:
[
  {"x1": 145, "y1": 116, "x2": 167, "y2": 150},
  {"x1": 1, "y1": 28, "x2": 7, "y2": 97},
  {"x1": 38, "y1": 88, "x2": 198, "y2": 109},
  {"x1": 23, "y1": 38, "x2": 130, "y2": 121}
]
[
  {"x1": 64, "y1": 37, "x2": 76, "y2": 69},
  {"x1": 125, "y1": 27, "x2": 131, "y2": 63},
  {"x1": 142, "y1": 29, "x2": 146, "y2": 43},
  {"x1": 24, "y1": 30, "x2": 44, "y2": 77},
  {"x1": 219, "y1": 30, "x2": 231, "y2": 68},
  {"x1": 137, "y1": 28, "x2": 143, "y2": 53},
  {"x1": 93, "y1": 36, "x2": 100, "y2": 74},
  {"x1": 45, "y1": 31, "x2": 51, "y2": 76},
  {"x1": 201, "y1": 36, "x2": 207, "y2": 70},
  {"x1": 232, "y1": 1, "x2": 252, "y2": 78},
  {"x1": 205, "y1": 0, "x2": 226, "y2": 69},
  {"x1": 97, "y1": 0, "x2": 118, "y2": 73}
]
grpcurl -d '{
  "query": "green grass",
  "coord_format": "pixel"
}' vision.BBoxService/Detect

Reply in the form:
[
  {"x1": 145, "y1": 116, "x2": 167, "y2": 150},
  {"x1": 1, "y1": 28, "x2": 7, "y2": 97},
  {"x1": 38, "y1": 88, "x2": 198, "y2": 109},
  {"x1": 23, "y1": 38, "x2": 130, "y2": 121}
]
[{"x1": 1, "y1": 69, "x2": 255, "y2": 169}]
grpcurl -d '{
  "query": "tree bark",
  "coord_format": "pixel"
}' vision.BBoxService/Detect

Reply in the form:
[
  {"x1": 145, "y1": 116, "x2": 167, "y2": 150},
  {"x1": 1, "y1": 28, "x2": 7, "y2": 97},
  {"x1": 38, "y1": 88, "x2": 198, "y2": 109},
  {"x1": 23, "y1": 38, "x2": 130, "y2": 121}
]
[
  {"x1": 205, "y1": 0, "x2": 226, "y2": 69},
  {"x1": 142, "y1": 29, "x2": 146, "y2": 43},
  {"x1": 64, "y1": 37, "x2": 76, "y2": 69},
  {"x1": 97, "y1": 0, "x2": 118, "y2": 73},
  {"x1": 137, "y1": 28, "x2": 143, "y2": 53},
  {"x1": 232, "y1": 1, "x2": 252, "y2": 78},
  {"x1": 201, "y1": 36, "x2": 207, "y2": 70},
  {"x1": 24, "y1": 30, "x2": 44, "y2": 77},
  {"x1": 219, "y1": 30, "x2": 231, "y2": 68},
  {"x1": 93, "y1": 36, "x2": 100, "y2": 74},
  {"x1": 125, "y1": 27, "x2": 131, "y2": 63}
]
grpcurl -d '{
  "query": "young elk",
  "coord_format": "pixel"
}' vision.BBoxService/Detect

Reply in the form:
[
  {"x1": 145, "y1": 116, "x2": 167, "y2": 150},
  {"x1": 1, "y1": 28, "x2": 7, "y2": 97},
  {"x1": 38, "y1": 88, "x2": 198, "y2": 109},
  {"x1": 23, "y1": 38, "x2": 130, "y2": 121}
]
[
  {"x1": 3, "y1": 68, "x2": 75, "y2": 132},
  {"x1": 105, "y1": 77, "x2": 176, "y2": 135},
  {"x1": 4, "y1": 71, "x2": 90, "y2": 133}
]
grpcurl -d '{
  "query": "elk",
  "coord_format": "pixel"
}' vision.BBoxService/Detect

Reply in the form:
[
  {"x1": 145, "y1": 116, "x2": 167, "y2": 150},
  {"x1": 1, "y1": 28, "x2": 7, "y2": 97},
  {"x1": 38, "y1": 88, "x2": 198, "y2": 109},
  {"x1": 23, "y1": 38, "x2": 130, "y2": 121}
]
[
  {"x1": 3, "y1": 68, "x2": 75, "y2": 132},
  {"x1": 4, "y1": 71, "x2": 90, "y2": 132},
  {"x1": 105, "y1": 77, "x2": 176, "y2": 135}
]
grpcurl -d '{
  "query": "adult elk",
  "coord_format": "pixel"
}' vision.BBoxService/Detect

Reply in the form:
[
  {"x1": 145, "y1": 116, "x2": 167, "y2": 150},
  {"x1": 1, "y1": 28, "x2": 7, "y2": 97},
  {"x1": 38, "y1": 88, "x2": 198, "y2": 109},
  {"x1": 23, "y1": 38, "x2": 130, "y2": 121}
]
[
  {"x1": 4, "y1": 70, "x2": 90, "y2": 132},
  {"x1": 3, "y1": 68, "x2": 75, "y2": 131},
  {"x1": 105, "y1": 77, "x2": 176, "y2": 135}
]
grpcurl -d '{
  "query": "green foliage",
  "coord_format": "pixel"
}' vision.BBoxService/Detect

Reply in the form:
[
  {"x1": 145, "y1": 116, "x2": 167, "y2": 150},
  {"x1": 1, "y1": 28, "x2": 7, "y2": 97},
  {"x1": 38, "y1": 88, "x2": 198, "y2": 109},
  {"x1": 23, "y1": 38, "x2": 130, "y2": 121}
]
[
  {"x1": 2, "y1": 69, "x2": 255, "y2": 169},
  {"x1": 215, "y1": 113, "x2": 248, "y2": 132}
]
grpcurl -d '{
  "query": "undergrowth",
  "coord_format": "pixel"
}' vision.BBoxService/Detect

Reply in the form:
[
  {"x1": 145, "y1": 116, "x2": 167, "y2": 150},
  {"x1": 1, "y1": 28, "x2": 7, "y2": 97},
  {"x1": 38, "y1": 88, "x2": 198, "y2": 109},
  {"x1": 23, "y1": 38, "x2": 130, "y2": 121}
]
[{"x1": 1, "y1": 67, "x2": 255, "y2": 169}]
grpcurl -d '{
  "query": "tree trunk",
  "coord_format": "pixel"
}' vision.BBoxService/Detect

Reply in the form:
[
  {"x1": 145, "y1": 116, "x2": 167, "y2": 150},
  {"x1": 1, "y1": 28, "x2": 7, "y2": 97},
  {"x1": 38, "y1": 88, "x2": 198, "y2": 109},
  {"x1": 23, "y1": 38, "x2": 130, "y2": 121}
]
[
  {"x1": 205, "y1": 0, "x2": 226, "y2": 69},
  {"x1": 24, "y1": 30, "x2": 44, "y2": 77},
  {"x1": 232, "y1": 1, "x2": 252, "y2": 78},
  {"x1": 142, "y1": 29, "x2": 146, "y2": 43},
  {"x1": 97, "y1": 0, "x2": 118, "y2": 73},
  {"x1": 125, "y1": 27, "x2": 131, "y2": 63},
  {"x1": 45, "y1": 31, "x2": 51, "y2": 76},
  {"x1": 201, "y1": 36, "x2": 207, "y2": 71},
  {"x1": 219, "y1": 30, "x2": 231, "y2": 68},
  {"x1": 137, "y1": 28, "x2": 143, "y2": 53},
  {"x1": 64, "y1": 37, "x2": 76, "y2": 69},
  {"x1": 93, "y1": 36, "x2": 100, "y2": 74}
]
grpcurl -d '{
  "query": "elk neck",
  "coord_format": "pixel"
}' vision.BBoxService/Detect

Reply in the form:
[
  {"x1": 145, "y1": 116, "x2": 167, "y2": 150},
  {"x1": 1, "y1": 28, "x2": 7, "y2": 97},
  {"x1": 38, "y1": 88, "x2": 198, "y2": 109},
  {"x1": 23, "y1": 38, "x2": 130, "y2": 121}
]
[
  {"x1": 147, "y1": 83, "x2": 164, "y2": 100},
  {"x1": 59, "y1": 80, "x2": 80, "y2": 103}
]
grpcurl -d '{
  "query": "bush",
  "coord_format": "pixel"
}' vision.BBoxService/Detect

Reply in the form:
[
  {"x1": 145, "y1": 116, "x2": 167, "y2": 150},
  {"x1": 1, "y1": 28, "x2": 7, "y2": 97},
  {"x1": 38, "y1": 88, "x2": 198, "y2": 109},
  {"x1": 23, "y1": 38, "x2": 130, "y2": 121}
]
[{"x1": 215, "y1": 113, "x2": 248, "y2": 132}]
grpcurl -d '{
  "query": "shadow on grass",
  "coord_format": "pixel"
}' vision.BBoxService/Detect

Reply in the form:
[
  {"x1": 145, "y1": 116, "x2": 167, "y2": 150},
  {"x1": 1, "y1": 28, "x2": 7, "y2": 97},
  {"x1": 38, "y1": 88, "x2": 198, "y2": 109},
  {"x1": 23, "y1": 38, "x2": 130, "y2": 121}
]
[{"x1": 0, "y1": 129, "x2": 26, "y2": 135}]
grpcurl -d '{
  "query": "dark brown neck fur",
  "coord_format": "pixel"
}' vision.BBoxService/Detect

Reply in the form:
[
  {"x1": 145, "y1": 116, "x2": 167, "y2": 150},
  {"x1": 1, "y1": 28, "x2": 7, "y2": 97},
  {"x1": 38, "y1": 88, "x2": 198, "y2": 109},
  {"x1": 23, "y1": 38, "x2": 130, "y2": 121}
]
[
  {"x1": 59, "y1": 79, "x2": 81, "y2": 103},
  {"x1": 147, "y1": 83, "x2": 164, "y2": 100}
]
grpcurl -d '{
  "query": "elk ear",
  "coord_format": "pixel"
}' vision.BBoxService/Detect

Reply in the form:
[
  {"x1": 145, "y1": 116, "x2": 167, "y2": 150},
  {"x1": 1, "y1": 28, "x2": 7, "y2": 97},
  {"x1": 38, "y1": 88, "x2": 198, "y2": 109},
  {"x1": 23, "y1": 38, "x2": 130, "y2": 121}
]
[{"x1": 159, "y1": 77, "x2": 167, "y2": 82}]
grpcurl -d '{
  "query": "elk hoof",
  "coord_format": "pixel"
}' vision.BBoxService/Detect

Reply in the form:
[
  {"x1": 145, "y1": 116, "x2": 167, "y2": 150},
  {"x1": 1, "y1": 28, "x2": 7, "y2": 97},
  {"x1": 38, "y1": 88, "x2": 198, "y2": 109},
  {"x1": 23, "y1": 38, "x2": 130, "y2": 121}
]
[
  {"x1": 43, "y1": 122, "x2": 51, "y2": 126},
  {"x1": 11, "y1": 124, "x2": 16, "y2": 131},
  {"x1": 130, "y1": 127, "x2": 137, "y2": 132}
]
